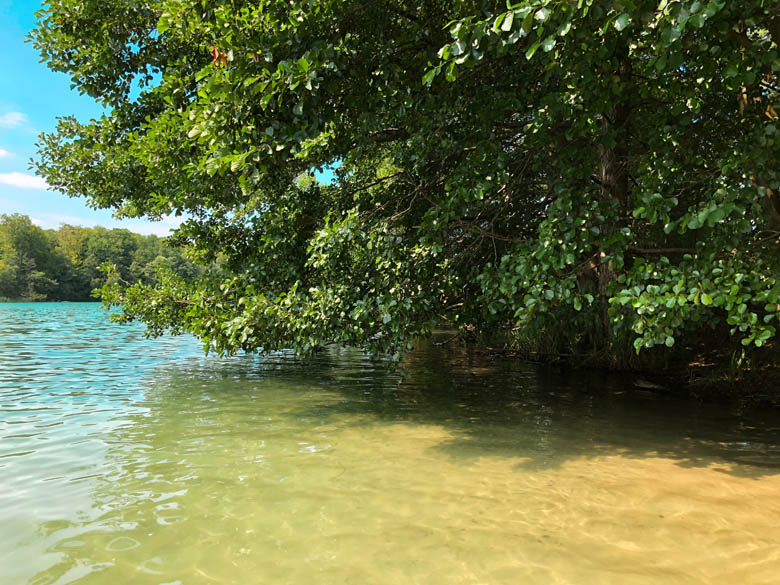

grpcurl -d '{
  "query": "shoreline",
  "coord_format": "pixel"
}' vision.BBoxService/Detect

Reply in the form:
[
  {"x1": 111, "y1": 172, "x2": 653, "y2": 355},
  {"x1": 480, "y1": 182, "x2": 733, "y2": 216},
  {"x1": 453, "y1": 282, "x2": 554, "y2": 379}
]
[{"x1": 425, "y1": 335, "x2": 780, "y2": 406}]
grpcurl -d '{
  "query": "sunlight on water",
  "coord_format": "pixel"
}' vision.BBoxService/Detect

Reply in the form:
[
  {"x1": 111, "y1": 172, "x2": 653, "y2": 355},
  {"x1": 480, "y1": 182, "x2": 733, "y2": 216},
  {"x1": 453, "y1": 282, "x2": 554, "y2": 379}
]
[{"x1": 1, "y1": 303, "x2": 780, "y2": 584}]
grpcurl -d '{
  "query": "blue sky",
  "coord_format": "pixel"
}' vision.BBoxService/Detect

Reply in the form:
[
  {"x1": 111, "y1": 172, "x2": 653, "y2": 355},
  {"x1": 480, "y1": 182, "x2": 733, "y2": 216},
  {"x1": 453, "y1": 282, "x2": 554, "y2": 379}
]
[
  {"x1": 0, "y1": 0, "x2": 182, "y2": 235},
  {"x1": 1, "y1": 1, "x2": 334, "y2": 236},
  {"x1": 0, "y1": 2, "x2": 186, "y2": 235},
  {"x1": 0, "y1": 0, "x2": 180, "y2": 235}
]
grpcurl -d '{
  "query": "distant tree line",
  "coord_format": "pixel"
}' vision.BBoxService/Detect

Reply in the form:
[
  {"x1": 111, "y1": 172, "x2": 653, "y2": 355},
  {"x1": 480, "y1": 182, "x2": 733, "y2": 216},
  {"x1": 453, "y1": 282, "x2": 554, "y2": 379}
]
[{"x1": 0, "y1": 213, "x2": 198, "y2": 301}]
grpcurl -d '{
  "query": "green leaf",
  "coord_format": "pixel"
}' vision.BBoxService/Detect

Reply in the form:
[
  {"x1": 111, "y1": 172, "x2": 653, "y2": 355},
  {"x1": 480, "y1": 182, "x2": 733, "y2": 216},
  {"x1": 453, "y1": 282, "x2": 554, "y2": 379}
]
[
  {"x1": 535, "y1": 8, "x2": 550, "y2": 23},
  {"x1": 501, "y1": 11, "x2": 514, "y2": 32},
  {"x1": 525, "y1": 41, "x2": 541, "y2": 60},
  {"x1": 701, "y1": 293, "x2": 713, "y2": 306},
  {"x1": 493, "y1": 13, "x2": 506, "y2": 32},
  {"x1": 521, "y1": 11, "x2": 534, "y2": 32},
  {"x1": 157, "y1": 14, "x2": 171, "y2": 34},
  {"x1": 706, "y1": 208, "x2": 726, "y2": 226},
  {"x1": 614, "y1": 13, "x2": 630, "y2": 31},
  {"x1": 557, "y1": 21, "x2": 572, "y2": 36}
]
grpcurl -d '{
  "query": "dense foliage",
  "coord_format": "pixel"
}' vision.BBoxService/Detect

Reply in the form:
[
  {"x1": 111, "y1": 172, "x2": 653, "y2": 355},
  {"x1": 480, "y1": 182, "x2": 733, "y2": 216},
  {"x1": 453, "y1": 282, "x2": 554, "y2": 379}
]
[
  {"x1": 0, "y1": 214, "x2": 197, "y2": 301},
  {"x1": 31, "y1": 0, "x2": 780, "y2": 360}
]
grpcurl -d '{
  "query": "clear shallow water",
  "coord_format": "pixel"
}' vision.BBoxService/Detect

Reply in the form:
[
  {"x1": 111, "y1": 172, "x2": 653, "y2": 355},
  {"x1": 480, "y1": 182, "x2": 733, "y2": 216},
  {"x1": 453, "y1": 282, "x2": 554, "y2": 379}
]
[{"x1": 2, "y1": 303, "x2": 780, "y2": 585}]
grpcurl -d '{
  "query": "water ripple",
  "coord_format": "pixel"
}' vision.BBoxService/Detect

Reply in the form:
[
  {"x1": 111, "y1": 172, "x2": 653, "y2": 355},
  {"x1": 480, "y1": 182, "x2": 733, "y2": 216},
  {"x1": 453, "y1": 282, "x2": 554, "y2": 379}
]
[{"x1": 3, "y1": 303, "x2": 780, "y2": 585}]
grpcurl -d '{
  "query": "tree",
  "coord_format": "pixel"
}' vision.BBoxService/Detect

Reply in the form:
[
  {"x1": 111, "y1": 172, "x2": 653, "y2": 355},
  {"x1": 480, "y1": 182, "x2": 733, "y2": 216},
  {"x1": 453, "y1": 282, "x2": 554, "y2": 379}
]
[
  {"x1": 0, "y1": 214, "x2": 60, "y2": 300},
  {"x1": 79, "y1": 227, "x2": 139, "y2": 290},
  {"x1": 0, "y1": 215, "x2": 196, "y2": 302},
  {"x1": 128, "y1": 234, "x2": 200, "y2": 284},
  {"x1": 31, "y1": 0, "x2": 780, "y2": 360},
  {"x1": 51, "y1": 224, "x2": 92, "y2": 300}
]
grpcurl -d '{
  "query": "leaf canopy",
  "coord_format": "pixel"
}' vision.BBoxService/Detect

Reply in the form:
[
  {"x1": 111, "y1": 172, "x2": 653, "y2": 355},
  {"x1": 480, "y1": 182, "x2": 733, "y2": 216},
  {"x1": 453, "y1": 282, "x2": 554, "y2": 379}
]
[{"x1": 31, "y1": 0, "x2": 780, "y2": 357}]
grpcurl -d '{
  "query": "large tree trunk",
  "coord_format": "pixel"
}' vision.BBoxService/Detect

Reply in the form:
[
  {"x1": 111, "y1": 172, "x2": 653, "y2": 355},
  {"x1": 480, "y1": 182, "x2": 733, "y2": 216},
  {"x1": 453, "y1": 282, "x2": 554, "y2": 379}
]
[{"x1": 595, "y1": 55, "x2": 632, "y2": 347}]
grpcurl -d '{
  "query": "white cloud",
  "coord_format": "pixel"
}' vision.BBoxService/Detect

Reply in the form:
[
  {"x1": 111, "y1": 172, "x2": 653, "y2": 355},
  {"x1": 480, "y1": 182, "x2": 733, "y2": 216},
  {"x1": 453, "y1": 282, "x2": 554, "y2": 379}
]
[
  {"x1": 30, "y1": 217, "x2": 44, "y2": 227},
  {"x1": 0, "y1": 112, "x2": 27, "y2": 128},
  {"x1": 0, "y1": 149, "x2": 12, "y2": 158},
  {"x1": 0, "y1": 172, "x2": 49, "y2": 190}
]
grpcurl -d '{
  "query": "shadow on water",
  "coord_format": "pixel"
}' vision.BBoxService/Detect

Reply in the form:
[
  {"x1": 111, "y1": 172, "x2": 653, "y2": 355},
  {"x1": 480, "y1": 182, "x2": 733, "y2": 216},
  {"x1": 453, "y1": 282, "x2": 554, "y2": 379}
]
[
  {"x1": 21, "y1": 335, "x2": 780, "y2": 585},
  {"x1": 135, "y1": 341, "x2": 780, "y2": 480},
  {"x1": 401, "y1": 343, "x2": 780, "y2": 478}
]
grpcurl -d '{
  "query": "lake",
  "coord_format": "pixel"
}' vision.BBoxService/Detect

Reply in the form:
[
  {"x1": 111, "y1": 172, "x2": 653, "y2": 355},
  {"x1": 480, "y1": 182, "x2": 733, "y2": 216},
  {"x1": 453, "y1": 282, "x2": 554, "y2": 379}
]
[{"x1": 1, "y1": 302, "x2": 780, "y2": 584}]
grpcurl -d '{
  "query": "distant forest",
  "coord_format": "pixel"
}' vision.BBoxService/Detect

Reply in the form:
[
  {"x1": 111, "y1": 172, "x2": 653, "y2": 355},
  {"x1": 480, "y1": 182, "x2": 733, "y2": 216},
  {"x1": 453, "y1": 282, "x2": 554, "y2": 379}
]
[{"x1": 0, "y1": 213, "x2": 198, "y2": 301}]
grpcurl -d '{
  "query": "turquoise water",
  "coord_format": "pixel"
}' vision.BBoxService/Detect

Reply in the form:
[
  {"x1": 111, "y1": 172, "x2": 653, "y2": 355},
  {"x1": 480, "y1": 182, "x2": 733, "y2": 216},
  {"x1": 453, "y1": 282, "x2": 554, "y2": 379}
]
[{"x1": 2, "y1": 303, "x2": 780, "y2": 584}]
